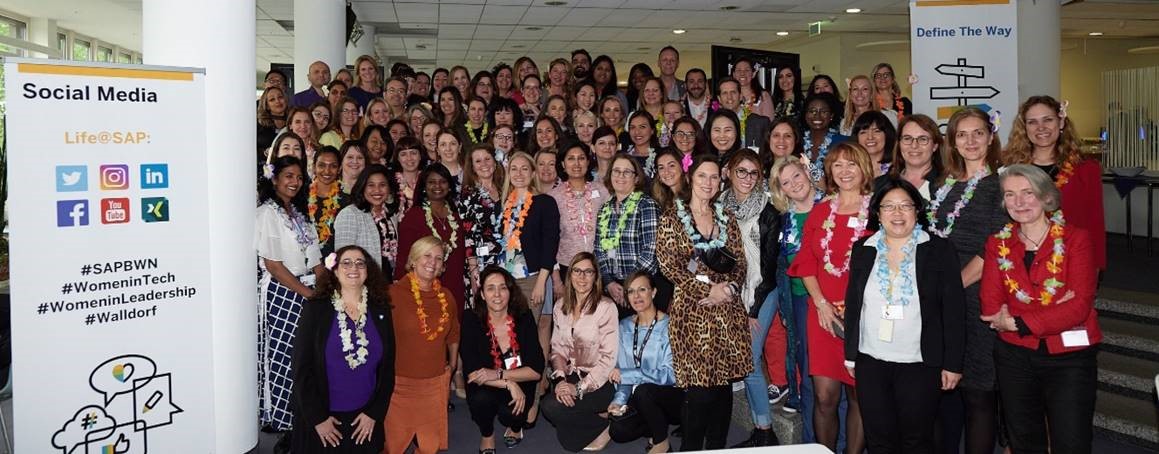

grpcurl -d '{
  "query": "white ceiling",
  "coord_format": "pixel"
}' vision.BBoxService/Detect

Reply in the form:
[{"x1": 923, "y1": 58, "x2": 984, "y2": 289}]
[{"x1": 4, "y1": 0, "x2": 1159, "y2": 75}]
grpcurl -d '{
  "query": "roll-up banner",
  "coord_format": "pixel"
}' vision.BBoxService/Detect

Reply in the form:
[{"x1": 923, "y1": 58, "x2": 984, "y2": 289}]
[
  {"x1": 910, "y1": 0, "x2": 1018, "y2": 133},
  {"x1": 3, "y1": 58, "x2": 212, "y2": 453}
]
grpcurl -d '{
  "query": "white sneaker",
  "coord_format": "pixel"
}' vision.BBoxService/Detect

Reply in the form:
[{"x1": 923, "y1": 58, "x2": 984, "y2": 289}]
[{"x1": 767, "y1": 384, "x2": 787, "y2": 404}]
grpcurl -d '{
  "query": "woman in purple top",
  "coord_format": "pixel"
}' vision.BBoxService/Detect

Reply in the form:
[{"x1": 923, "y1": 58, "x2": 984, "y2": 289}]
[{"x1": 292, "y1": 245, "x2": 395, "y2": 453}]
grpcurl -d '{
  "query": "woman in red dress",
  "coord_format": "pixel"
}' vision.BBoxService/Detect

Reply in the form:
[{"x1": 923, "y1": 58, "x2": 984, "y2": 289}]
[
  {"x1": 789, "y1": 142, "x2": 875, "y2": 454},
  {"x1": 1003, "y1": 95, "x2": 1105, "y2": 270}
]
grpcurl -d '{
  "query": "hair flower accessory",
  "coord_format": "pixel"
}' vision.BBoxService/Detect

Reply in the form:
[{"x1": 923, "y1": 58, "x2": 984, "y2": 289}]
[
  {"x1": 1059, "y1": 100, "x2": 1069, "y2": 120},
  {"x1": 324, "y1": 252, "x2": 338, "y2": 269},
  {"x1": 907, "y1": 73, "x2": 919, "y2": 85},
  {"x1": 262, "y1": 163, "x2": 275, "y2": 180},
  {"x1": 710, "y1": 100, "x2": 721, "y2": 111},
  {"x1": 989, "y1": 110, "x2": 1002, "y2": 134}
]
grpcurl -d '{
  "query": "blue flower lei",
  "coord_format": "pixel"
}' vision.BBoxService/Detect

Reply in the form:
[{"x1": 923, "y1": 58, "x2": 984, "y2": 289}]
[
  {"x1": 675, "y1": 198, "x2": 729, "y2": 250},
  {"x1": 874, "y1": 228, "x2": 920, "y2": 306}
]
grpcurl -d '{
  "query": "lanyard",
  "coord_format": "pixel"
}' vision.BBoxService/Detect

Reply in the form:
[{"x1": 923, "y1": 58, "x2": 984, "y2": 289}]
[{"x1": 632, "y1": 317, "x2": 657, "y2": 368}]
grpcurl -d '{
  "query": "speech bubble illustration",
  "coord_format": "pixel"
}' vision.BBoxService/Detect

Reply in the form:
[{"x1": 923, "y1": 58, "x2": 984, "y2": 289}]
[
  {"x1": 51, "y1": 405, "x2": 116, "y2": 453},
  {"x1": 132, "y1": 373, "x2": 183, "y2": 430},
  {"x1": 90, "y1": 355, "x2": 157, "y2": 405}
]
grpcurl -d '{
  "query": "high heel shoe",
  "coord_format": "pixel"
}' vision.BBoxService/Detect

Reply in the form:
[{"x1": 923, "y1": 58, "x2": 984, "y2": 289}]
[{"x1": 582, "y1": 428, "x2": 611, "y2": 451}]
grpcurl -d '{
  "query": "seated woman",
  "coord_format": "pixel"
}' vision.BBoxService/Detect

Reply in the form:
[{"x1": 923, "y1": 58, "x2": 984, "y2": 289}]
[
  {"x1": 291, "y1": 245, "x2": 395, "y2": 453},
  {"x1": 541, "y1": 252, "x2": 620, "y2": 452},
  {"x1": 460, "y1": 266, "x2": 545, "y2": 454},
  {"x1": 608, "y1": 271, "x2": 680, "y2": 453}
]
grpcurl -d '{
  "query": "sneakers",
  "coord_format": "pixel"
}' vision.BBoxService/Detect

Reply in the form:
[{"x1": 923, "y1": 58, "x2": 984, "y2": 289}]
[
  {"x1": 782, "y1": 401, "x2": 799, "y2": 414},
  {"x1": 767, "y1": 384, "x2": 787, "y2": 404}
]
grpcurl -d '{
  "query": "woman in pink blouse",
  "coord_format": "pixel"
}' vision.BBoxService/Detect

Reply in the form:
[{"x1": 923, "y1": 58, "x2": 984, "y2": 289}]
[{"x1": 540, "y1": 252, "x2": 620, "y2": 452}]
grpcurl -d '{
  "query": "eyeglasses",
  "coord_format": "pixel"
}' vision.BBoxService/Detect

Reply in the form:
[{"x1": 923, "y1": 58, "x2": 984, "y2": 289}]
[
  {"x1": 611, "y1": 169, "x2": 637, "y2": 178},
  {"x1": 494, "y1": 134, "x2": 514, "y2": 141},
  {"x1": 873, "y1": 72, "x2": 894, "y2": 80},
  {"x1": 570, "y1": 268, "x2": 597, "y2": 277},
  {"x1": 674, "y1": 131, "x2": 697, "y2": 139},
  {"x1": 900, "y1": 135, "x2": 932, "y2": 146},
  {"x1": 341, "y1": 108, "x2": 358, "y2": 115},
  {"x1": 339, "y1": 259, "x2": 367, "y2": 269},
  {"x1": 879, "y1": 203, "x2": 916, "y2": 213},
  {"x1": 734, "y1": 168, "x2": 761, "y2": 180}
]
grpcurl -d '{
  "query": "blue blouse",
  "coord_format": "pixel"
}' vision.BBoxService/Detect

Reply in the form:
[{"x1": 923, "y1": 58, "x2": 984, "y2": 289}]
[{"x1": 612, "y1": 314, "x2": 676, "y2": 405}]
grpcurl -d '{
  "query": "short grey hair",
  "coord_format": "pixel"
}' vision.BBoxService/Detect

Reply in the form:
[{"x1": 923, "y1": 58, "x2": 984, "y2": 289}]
[{"x1": 999, "y1": 164, "x2": 1061, "y2": 212}]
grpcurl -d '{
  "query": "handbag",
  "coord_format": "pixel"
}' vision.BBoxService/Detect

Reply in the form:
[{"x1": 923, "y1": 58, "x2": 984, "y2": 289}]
[{"x1": 699, "y1": 246, "x2": 738, "y2": 274}]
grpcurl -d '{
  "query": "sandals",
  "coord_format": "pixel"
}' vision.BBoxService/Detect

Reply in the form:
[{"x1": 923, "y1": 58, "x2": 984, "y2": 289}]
[{"x1": 503, "y1": 429, "x2": 524, "y2": 448}]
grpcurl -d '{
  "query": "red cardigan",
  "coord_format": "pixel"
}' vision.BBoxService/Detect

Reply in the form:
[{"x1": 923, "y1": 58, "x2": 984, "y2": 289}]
[
  {"x1": 980, "y1": 223, "x2": 1101, "y2": 354},
  {"x1": 1059, "y1": 159, "x2": 1105, "y2": 270}
]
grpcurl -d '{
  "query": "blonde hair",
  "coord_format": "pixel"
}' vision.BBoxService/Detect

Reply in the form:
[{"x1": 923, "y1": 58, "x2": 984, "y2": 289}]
[
  {"x1": 1002, "y1": 95, "x2": 1083, "y2": 167},
  {"x1": 502, "y1": 151, "x2": 540, "y2": 200},
  {"x1": 361, "y1": 98, "x2": 390, "y2": 130},
  {"x1": 257, "y1": 86, "x2": 286, "y2": 127},
  {"x1": 841, "y1": 75, "x2": 880, "y2": 132},
  {"x1": 353, "y1": 55, "x2": 379, "y2": 88},
  {"x1": 768, "y1": 157, "x2": 814, "y2": 212},
  {"x1": 406, "y1": 235, "x2": 448, "y2": 270}
]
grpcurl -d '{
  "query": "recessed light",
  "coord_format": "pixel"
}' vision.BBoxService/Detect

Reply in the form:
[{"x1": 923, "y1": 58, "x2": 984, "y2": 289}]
[
  {"x1": 525, "y1": 26, "x2": 543, "y2": 31},
  {"x1": 776, "y1": 31, "x2": 789, "y2": 36},
  {"x1": 846, "y1": 8, "x2": 862, "y2": 13},
  {"x1": 511, "y1": 45, "x2": 525, "y2": 49},
  {"x1": 1089, "y1": 32, "x2": 1103, "y2": 36},
  {"x1": 544, "y1": 1, "x2": 567, "y2": 5},
  {"x1": 719, "y1": 5, "x2": 738, "y2": 11},
  {"x1": 673, "y1": 29, "x2": 686, "y2": 34}
]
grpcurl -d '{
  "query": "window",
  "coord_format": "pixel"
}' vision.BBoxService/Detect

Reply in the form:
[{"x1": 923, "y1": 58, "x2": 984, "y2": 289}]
[
  {"x1": 96, "y1": 46, "x2": 113, "y2": 62},
  {"x1": 73, "y1": 38, "x2": 91, "y2": 61},
  {"x1": 118, "y1": 52, "x2": 132, "y2": 64},
  {"x1": 58, "y1": 32, "x2": 67, "y2": 54},
  {"x1": 0, "y1": 15, "x2": 27, "y2": 56}
]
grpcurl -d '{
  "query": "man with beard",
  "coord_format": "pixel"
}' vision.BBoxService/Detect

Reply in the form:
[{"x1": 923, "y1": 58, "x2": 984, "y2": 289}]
[
  {"x1": 658, "y1": 46, "x2": 685, "y2": 100},
  {"x1": 682, "y1": 68, "x2": 713, "y2": 128},
  {"x1": 716, "y1": 77, "x2": 770, "y2": 150},
  {"x1": 571, "y1": 49, "x2": 592, "y2": 83}
]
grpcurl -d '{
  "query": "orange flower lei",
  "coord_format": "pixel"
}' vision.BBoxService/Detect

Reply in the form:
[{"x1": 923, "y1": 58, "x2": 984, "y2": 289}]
[
  {"x1": 308, "y1": 181, "x2": 341, "y2": 244},
  {"x1": 1053, "y1": 160, "x2": 1076, "y2": 190},
  {"x1": 409, "y1": 272, "x2": 450, "y2": 341},
  {"x1": 994, "y1": 211, "x2": 1067, "y2": 305},
  {"x1": 500, "y1": 191, "x2": 533, "y2": 252}
]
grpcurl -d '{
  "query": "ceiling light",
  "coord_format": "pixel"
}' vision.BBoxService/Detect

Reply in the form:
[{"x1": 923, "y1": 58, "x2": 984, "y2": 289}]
[
  {"x1": 511, "y1": 45, "x2": 525, "y2": 49},
  {"x1": 846, "y1": 8, "x2": 862, "y2": 13},
  {"x1": 544, "y1": 1, "x2": 567, "y2": 5},
  {"x1": 776, "y1": 31, "x2": 789, "y2": 36},
  {"x1": 673, "y1": 29, "x2": 686, "y2": 34},
  {"x1": 720, "y1": 5, "x2": 738, "y2": 10},
  {"x1": 525, "y1": 26, "x2": 543, "y2": 31},
  {"x1": 1089, "y1": 32, "x2": 1103, "y2": 36}
]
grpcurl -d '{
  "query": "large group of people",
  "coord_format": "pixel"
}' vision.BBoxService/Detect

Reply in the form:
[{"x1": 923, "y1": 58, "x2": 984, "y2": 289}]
[{"x1": 254, "y1": 46, "x2": 1106, "y2": 454}]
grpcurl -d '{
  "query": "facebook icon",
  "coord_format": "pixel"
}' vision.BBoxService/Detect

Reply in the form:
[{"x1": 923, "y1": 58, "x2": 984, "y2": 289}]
[{"x1": 56, "y1": 200, "x2": 90, "y2": 227}]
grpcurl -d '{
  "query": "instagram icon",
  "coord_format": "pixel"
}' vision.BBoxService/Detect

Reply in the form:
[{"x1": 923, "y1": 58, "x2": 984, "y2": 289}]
[{"x1": 100, "y1": 164, "x2": 130, "y2": 190}]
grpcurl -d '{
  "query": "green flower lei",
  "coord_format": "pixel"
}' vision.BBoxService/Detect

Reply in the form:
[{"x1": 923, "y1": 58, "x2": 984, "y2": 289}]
[{"x1": 598, "y1": 192, "x2": 643, "y2": 251}]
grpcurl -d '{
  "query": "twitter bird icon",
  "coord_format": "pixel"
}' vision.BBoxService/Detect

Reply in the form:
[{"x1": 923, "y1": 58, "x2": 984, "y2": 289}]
[{"x1": 56, "y1": 165, "x2": 88, "y2": 192}]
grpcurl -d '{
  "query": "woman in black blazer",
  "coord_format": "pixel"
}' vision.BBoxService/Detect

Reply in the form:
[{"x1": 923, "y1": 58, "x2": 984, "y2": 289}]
[
  {"x1": 292, "y1": 245, "x2": 395, "y2": 454},
  {"x1": 843, "y1": 177, "x2": 965, "y2": 453}
]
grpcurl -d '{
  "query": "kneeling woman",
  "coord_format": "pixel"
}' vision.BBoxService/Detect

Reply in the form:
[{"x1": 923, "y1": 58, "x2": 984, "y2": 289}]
[
  {"x1": 384, "y1": 236, "x2": 461, "y2": 454},
  {"x1": 460, "y1": 266, "x2": 545, "y2": 454},
  {"x1": 541, "y1": 252, "x2": 620, "y2": 452},
  {"x1": 291, "y1": 245, "x2": 395, "y2": 453},
  {"x1": 844, "y1": 178, "x2": 965, "y2": 452},
  {"x1": 608, "y1": 271, "x2": 681, "y2": 453}
]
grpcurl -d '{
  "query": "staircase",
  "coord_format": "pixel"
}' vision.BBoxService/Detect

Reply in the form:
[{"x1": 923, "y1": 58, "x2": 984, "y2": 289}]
[{"x1": 1094, "y1": 289, "x2": 1159, "y2": 451}]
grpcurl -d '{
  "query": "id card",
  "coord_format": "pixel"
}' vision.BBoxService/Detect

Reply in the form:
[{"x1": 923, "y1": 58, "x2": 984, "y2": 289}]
[
  {"x1": 847, "y1": 216, "x2": 863, "y2": 228},
  {"x1": 591, "y1": 190, "x2": 601, "y2": 199},
  {"x1": 687, "y1": 258, "x2": 699, "y2": 274},
  {"x1": 607, "y1": 248, "x2": 617, "y2": 260},
  {"x1": 1061, "y1": 329, "x2": 1090, "y2": 348},
  {"x1": 503, "y1": 355, "x2": 523, "y2": 370},
  {"x1": 476, "y1": 245, "x2": 491, "y2": 257},
  {"x1": 878, "y1": 319, "x2": 894, "y2": 342},
  {"x1": 882, "y1": 305, "x2": 904, "y2": 320}
]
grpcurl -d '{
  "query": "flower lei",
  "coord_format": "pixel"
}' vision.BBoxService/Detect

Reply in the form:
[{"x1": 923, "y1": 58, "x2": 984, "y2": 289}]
[
  {"x1": 332, "y1": 287, "x2": 370, "y2": 369},
  {"x1": 820, "y1": 195, "x2": 871, "y2": 276},
  {"x1": 802, "y1": 130, "x2": 835, "y2": 183},
  {"x1": 488, "y1": 314, "x2": 520, "y2": 370},
  {"x1": 499, "y1": 191, "x2": 533, "y2": 253},
  {"x1": 779, "y1": 193, "x2": 822, "y2": 257},
  {"x1": 674, "y1": 198, "x2": 729, "y2": 250},
  {"x1": 875, "y1": 229, "x2": 919, "y2": 306},
  {"x1": 655, "y1": 114, "x2": 670, "y2": 147},
  {"x1": 423, "y1": 202, "x2": 459, "y2": 255},
  {"x1": 927, "y1": 167, "x2": 989, "y2": 238},
  {"x1": 629, "y1": 145, "x2": 657, "y2": 178},
  {"x1": 737, "y1": 104, "x2": 751, "y2": 143},
  {"x1": 565, "y1": 183, "x2": 595, "y2": 239},
  {"x1": 308, "y1": 181, "x2": 342, "y2": 244},
  {"x1": 466, "y1": 122, "x2": 490, "y2": 144},
  {"x1": 1053, "y1": 160, "x2": 1076, "y2": 190},
  {"x1": 397, "y1": 173, "x2": 416, "y2": 213},
  {"x1": 409, "y1": 272, "x2": 450, "y2": 341},
  {"x1": 995, "y1": 211, "x2": 1067, "y2": 305},
  {"x1": 267, "y1": 199, "x2": 315, "y2": 250},
  {"x1": 598, "y1": 191, "x2": 643, "y2": 250}
]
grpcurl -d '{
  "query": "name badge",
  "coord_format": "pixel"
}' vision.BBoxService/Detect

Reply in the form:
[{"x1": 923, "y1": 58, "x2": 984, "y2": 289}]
[
  {"x1": 591, "y1": 190, "x2": 601, "y2": 199},
  {"x1": 846, "y1": 216, "x2": 863, "y2": 229},
  {"x1": 477, "y1": 245, "x2": 491, "y2": 257},
  {"x1": 882, "y1": 305, "x2": 904, "y2": 320},
  {"x1": 607, "y1": 249, "x2": 617, "y2": 260},
  {"x1": 1061, "y1": 329, "x2": 1090, "y2": 348},
  {"x1": 523, "y1": 120, "x2": 534, "y2": 129},
  {"x1": 878, "y1": 319, "x2": 894, "y2": 342},
  {"x1": 695, "y1": 274, "x2": 711, "y2": 284},
  {"x1": 503, "y1": 355, "x2": 523, "y2": 370},
  {"x1": 687, "y1": 258, "x2": 699, "y2": 274}
]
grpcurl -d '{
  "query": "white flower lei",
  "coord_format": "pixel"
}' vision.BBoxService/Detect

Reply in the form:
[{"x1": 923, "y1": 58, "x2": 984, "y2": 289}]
[{"x1": 333, "y1": 287, "x2": 370, "y2": 369}]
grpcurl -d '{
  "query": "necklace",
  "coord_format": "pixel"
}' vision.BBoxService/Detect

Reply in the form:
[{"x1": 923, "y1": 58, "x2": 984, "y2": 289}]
[
  {"x1": 820, "y1": 194, "x2": 871, "y2": 276},
  {"x1": 675, "y1": 198, "x2": 729, "y2": 250},
  {"x1": 995, "y1": 211, "x2": 1067, "y2": 305},
  {"x1": 499, "y1": 191, "x2": 533, "y2": 253},
  {"x1": 927, "y1": 167, "x2": 989, "y2": 238},
  {"x1": 408, "y1": 272, "x2": 450, "y2": 341},
  {"x1": 1019, "y1": 227, "x2": 1047, "y2": 250},
  {"x1": 597, "y1": 192, "x2": 643, "y2": 250},
  {"x1": 565, "y1": 183, "x2": 596, "y2": 240},
  {"x1": 1054, "y1": 159, "x2": 1076, "y2": 189},
  {"x1": 488, "y1": 314, "x2": 520, "y2": 370},
  {"x1": 875, "y1": 229, "x2": 919, "y2": 306},
  {"x1": 331, "y1": 287, "x2": 370, "y2": 369},
  {"x1": 629, "y1": 145, "x2": 657, "y2": 178},
  {"x1": 423, "y1": 202, "x2": 459, "y2": 254},
  {"x1": 779, "y1": 193, "x2": 820, "y2": 257},
  {"x1": 802, "y1": 130, "x2": 835, "y2": 183},
  {"x1": 466, "y1": 123, "x2": 490, "y2": 144},
  {"x1": 308, "y1": 181, "x2": 342, "y2": 245}
]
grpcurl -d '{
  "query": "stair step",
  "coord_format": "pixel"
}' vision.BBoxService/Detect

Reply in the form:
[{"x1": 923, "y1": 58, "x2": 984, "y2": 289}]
[
  {"x1": 1098, "y1": 317, "x2": 1159, "y2": 362},
  {"x1": 1097, "y1": 297, "x2": 1159, "y2": 324},
  {"x1": 1095, "y1": 390, "x2": 1159, "y2": 451}
]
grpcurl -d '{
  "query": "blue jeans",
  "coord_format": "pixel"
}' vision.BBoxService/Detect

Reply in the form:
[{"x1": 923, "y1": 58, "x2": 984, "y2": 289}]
[{"x1": 743, "y1": 291, "x2": 777, "y2": 428}]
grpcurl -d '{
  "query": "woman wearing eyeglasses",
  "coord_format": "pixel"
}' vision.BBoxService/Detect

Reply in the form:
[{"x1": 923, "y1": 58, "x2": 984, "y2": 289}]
[
  {"x1": 320, "y1": 97, "x2": 363, "y2": 150},
  {"x1": 880, "y1": 115, "x2": 946, "y2": 201},
  {"x1": 594, "y1": 155, "x2": 660, "y2": 313},
  {"x1": 871, "y1": 63, "x2": 911, "y2": 120}
]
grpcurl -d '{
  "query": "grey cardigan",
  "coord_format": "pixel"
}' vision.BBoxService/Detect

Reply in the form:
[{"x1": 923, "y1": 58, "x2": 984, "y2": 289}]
[{"x1": 334, "y1": 205, "x2": 382, "y2": 268}]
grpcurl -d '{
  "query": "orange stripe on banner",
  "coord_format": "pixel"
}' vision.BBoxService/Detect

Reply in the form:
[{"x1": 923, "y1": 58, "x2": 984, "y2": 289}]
[
  {"x1": 937, "y1": 106, "x2": 965, "y2": 120},
  {"x1": 17, "y1": 63, "x2": 193, "y2": 81},
  {"x1": 915, "y1": 0, "x2": 1009, "y2": 6}
]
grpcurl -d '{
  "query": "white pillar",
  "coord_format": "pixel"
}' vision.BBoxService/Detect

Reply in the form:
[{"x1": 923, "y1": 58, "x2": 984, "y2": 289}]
[
  {"x1": 27, "y1": 18, "x2": 58, "y2": 59},
  {"x1": 1017, "y1": 0, "x2": 1061, "y2": 99},
  {"x1": 141, "y1": 1, "x2": 257, "y2": 453},
  {"x1": 346, "y1": 23, "x2": 376, "y2": 69},
  {"x1": 294, "y1": 0, "x2": 346, "y2": 93}
]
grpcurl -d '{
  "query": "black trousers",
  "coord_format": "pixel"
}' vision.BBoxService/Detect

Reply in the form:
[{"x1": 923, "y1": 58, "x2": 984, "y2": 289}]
[
  {"x1": 681, "y1": 385, "x2": 732, "y2": 451},
  {"x1": 289, "y1": 409, "x2": 385, "y2": 454},
  {"x1": 855, "y1": 353, "x2": 942, "y2": 454},
  {"x1": 466, "y1": 382, "x2": 534, "y2": 437},
  {"x1": 541, "y1": 382, "x2": 616, "y2": 452},
  {"x1": 609, "y1": 384, "x2": 683, "y2": 444},
  {"x1": 994, "y1": 342, "x2": 1098, "y2": 454}
]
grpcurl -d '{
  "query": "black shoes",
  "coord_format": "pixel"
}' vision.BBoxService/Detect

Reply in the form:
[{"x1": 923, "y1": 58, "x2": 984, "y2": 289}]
[{"x1": 728, "y1": 427, "x2": 779, "y2": 448}]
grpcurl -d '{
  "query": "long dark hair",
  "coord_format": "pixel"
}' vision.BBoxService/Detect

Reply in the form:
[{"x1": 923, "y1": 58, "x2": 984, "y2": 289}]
[
  {"x1": 437, "y1": 86, "x2": 465, "y2": 127},
  {"x1": 413, "y1": 162, "x2": 459, "y2": 206},
  {"x1": 772, "y1": 66, "x2": 803, "y2": 107},
  {"x1": 759, "y1": 117, "x2": 804, "y2": 173},
  {"x1": 561, "y1": 252, "x2": 603, "y2": 316},
  {"x1": 257, "y1": 156, "x2": 308, "y2": 216},
  {"x1": 472, "y1": 265, "x2": 531, "y2": 321},
  {"x1": 556, "y1": 140, "x2": 597, "y2": 182},
  {"x1": 590, "y1": 55, "x2": 619, "y2": 99},
  {"x1": 624, "y1": 63, "x2": 654, "y2": 113},
  {"x1": 851, "y1": 111, "x2": 897, "y2": 165},
  {"x1": 310, "y1": 245, "x2": 390, "y2": 309},
  {"x1": 867, "y1": 177, "x2": 928, "y2": 231},
  {"x1": 351, "y1": 164, "x2": 397, "y2": 213},
  {"x1": 703, "y1": 109, "x2": 742, "y2": 156}
]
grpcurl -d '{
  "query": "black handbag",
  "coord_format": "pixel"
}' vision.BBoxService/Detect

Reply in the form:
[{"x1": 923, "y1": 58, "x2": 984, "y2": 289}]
[{"x1": 699, "y1": 246, "x2": 738, "y2": 274}]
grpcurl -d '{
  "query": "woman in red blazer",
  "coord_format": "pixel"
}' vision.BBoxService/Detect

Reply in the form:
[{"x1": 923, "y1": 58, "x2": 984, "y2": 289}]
[
  {"x1": 980, "y1": 164, "x2": 1100, "y2": 454},
  {"x1": 1002, "y1": 95, "x2": 1106, "y2": 271}
]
